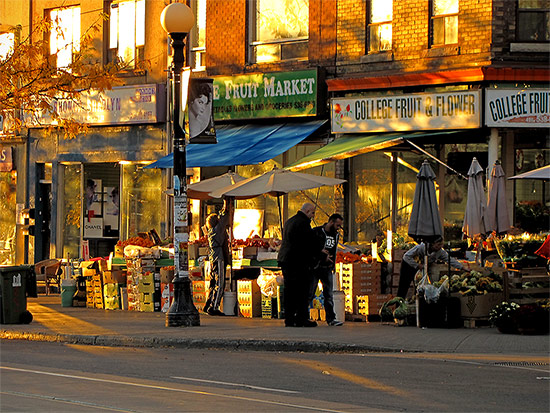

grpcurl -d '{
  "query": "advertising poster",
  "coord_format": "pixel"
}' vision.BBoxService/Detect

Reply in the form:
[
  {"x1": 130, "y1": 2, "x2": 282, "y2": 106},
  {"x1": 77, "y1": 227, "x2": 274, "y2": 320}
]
[{"x1": 188, "y1": 78, "x2": 217, "y2": 144}]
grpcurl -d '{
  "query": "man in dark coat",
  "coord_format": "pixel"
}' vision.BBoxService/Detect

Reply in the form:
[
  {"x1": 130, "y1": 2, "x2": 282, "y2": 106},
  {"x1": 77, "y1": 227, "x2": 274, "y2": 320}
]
[
  {"x1": 278, "y1": 202, "x2": 318, "y2": 327},
  {"x1": 310, "y1": 213, "x2": 344, "y2": 326}
]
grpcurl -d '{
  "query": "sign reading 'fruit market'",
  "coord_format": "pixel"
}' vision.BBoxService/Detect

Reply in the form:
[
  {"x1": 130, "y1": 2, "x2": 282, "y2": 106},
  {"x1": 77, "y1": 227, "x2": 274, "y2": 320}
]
[
  {"x1": 485, "y1": 89, "x2": 549, "y2": 128},
  {"x1": 212, "y1": 70, "x2": 318, "y2": 120},
  {"x1": 331, "y1": 90, "x2": 481, "y2": 133}
]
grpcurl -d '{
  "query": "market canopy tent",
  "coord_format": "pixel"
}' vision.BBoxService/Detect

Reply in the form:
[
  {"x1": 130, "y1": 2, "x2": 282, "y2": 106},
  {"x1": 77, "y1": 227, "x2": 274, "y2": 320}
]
[
  {"x1": 187, "y1": 171, "x2": 246, "y2": 200},
  {"x1": 287, "y1": 130, "x2": 461, "y2": 171},
  {"x1": 210, "y1": 168, "x2": 345, "y2": 229},
  {"x1": 486, "y1": 161, "x2": 511, "y2": 234},
  {"x1": 508, "y1": 165, "x2": 550, "y2": 180},
  {"x1": 462, "y1": 157, "x2": 487, "y2": 239},
  {"x1": 144, "y1": 120, "x2": 326, "y2": 169}
]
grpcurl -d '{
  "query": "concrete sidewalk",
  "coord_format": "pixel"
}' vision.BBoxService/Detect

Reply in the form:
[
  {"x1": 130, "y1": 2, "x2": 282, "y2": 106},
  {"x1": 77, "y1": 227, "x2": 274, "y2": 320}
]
[{"x1": 1, "y1": 296, "x2": 549, "y2": 355}]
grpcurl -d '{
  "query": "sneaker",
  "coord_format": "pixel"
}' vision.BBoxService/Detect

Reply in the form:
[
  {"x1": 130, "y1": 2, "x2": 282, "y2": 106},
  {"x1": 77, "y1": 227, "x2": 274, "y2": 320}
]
[{"x1": 328, "y1": 320, "x2": 344, "y2": 326}]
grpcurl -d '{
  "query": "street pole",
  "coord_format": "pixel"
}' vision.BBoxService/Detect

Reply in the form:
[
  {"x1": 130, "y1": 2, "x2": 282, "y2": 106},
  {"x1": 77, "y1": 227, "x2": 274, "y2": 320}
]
[{"x1": 161, "y1": 3, "x2": 200, "y2": 327}]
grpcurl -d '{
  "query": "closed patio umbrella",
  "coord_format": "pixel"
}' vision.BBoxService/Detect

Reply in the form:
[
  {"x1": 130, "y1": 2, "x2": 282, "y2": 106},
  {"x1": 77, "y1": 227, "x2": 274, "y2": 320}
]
[
  {"x1": 462, "y1": 157, "x2": 487, "y2": 239},
  {"x1": 408, "y1": 160, "x2": 443, "y2": 243},
  {"x1": 408, "y1": 160, "x2": 443, "y2": 327},
  {"x1": 486, "y1": 161, "x2": 510, "y2": 234}
]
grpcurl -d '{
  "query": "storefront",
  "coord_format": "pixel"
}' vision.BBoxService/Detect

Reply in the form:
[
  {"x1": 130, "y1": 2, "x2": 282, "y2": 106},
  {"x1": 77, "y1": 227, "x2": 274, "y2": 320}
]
[
  {"x1": 0, "y1": 145, "x2": 17, "y2": 265},
  {"x1": 25, "y1": 84, "x2": 170, "y2": 261}
]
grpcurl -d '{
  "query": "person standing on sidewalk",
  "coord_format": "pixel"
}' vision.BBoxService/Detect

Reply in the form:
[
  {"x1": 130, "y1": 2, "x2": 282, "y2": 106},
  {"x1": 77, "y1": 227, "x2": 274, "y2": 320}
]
[
  {"x1": 204, "y1": 198, "x2": 231, "y2": 316},
  {"x1": 278, "y1": 202, "x2": 319, "y2": 327},
  {"x1": 310, "y1": 213, "x2": 344, "y2": 326}
]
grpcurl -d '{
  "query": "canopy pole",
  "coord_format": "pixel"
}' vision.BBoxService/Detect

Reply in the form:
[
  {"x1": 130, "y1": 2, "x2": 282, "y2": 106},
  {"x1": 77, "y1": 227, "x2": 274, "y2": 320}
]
[
  {"x1": 405, "y1": 140, "x2": 468, "y2": 180},
  {"x1": 277, "y1": 194, "x2": 283, "y2": 235}
]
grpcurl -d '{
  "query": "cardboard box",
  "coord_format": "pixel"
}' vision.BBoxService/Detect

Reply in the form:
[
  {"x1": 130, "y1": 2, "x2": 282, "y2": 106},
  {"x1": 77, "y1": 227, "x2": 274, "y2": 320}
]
[
  {"x1": 451, "y1": 292, "x2": 504, "y2": 318},
  {"x1": 188, "y1": 244, "x2": 200, "y2": 260},
  {"x1": 237, "y1": 279, "x2": 261, "y2": 317},
  {"x1": 103, "y1": 270, "x2": 126, "y2": 284},
  {"x1": 199, "y1": 247, "x2": 209, "y2": 256},
  {"x1": 160, "y1": 267, "x2": 175, "y2": 283}
]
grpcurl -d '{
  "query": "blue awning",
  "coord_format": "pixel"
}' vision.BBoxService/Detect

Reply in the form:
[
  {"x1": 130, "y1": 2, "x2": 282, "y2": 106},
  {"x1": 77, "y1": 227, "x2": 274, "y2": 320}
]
[{"x1": 144, "y1": 120, "x2": 326, "y2": 168}]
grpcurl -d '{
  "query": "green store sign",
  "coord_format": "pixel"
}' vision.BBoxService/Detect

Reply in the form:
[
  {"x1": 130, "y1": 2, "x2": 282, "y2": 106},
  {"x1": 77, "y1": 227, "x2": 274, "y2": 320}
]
[{"x1": 212, "y1": 69, "x2": 318, "y2": 120}]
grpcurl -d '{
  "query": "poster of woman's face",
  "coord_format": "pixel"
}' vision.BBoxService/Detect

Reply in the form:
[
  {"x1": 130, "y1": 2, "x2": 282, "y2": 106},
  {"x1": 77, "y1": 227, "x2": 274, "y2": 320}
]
[
  {"x1": 104, "y1": 186, "x2": 119, "y2": 232},
  {"x1": 188, "y1": 78, "x2": 216, "y2": 141},
  {"x1": 86, "y1": 179, "x2": 102, "y2": 215}
]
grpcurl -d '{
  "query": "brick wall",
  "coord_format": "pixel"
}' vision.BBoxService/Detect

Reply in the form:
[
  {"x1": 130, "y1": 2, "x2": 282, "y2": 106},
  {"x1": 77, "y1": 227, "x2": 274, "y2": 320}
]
[{"x1": 336, "y1": 0, "x2": 502, "y2": 76}]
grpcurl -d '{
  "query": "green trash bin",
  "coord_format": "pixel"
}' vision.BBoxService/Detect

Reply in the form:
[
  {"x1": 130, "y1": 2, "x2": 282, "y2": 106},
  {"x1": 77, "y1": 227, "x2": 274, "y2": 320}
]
[{"x1": 0, "y1": 265, "x2": 34, "y2": 324}]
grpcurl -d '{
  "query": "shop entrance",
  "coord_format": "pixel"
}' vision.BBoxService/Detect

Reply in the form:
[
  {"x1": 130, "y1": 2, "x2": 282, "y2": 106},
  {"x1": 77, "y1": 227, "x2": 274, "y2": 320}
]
[{"x1": 83, "y1": 163, "x2": 120, "y2": 258}]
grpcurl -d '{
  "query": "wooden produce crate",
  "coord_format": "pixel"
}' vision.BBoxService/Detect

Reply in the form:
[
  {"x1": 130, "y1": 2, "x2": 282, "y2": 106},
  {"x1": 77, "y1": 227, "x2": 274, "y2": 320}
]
[
  {"x1": 505, "y1": 268, "x2": 549, "y2": 304},
  {"x1": 237, "y1": 279, "x2": 261, "y2": 317}
]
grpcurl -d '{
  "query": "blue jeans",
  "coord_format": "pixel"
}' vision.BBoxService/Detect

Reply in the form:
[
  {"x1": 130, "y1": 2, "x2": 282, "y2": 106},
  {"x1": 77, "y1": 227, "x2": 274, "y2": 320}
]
[{"x1": 309, "y1": 267, "x2": 336, "y2": 323}]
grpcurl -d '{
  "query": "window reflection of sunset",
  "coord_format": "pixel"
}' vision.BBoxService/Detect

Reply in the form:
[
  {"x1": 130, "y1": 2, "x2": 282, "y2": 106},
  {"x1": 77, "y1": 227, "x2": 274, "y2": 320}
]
[{"x1": 49, "y1": 6, "x2": 80, "y2": 68}]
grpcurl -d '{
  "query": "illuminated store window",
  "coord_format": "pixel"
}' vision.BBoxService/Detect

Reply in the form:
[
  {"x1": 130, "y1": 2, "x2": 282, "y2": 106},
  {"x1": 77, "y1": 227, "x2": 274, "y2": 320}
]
[
  {"x1": 431, "y1": 0, "x2": 458, "y2": 46},
  {"x1": 517, "y1": 0, "x2": 550, "y2": 42},
  {"x1": 368, "y1": 0, "x2": 392, "y2": 52},
  {"x1": 49, "y1": 6, "x2": 81, "y2": 68},
  {"x1": 108, "y1": 0, "x2": 145, "y2": 67},
  {"x1": 190, "y1": 0, "x2": 206, "y2": 71},
  {"x1": 249, "y1": 0, "x2": 309, "y2": 63},
  {"x1": 0, "y1": 32, "x2": 15, "y2": 61}
]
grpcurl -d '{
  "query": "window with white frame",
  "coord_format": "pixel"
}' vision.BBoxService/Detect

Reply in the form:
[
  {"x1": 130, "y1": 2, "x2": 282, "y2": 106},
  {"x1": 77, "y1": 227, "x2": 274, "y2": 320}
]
[
  {"x1": 517, "y1": 0, "x2": 550, "y2": 42},
  {"x1": 368, "y1": 0, "x2": 392, "y2": 52},
  {"x1": 49, "y1": 6, "x2": 81, "y2": 68},
  {"x1": 249, "y1": 0, "x2": 309, "y2": 64},
  {"x1": 0, "y1": 32, "x2": 15, "y2": 61},
  {"x1": 431, "y1": 0, "x2": 458, "y2": 46},
  {"x1": 190, "y1": 0, "x2": 206, "y2": 71},
  {"x1": 107, "y1": 0, "x2": 145, "y2": 67}
]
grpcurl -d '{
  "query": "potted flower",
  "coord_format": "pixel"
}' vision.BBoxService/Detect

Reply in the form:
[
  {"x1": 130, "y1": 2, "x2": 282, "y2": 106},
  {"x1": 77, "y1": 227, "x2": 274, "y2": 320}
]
[{"x1": 489, "y1": 302, "x2": 520, "y2": 334}]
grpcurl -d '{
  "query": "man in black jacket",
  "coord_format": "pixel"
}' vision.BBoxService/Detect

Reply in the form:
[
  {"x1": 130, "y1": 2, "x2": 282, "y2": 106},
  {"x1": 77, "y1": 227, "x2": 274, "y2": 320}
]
[
  {"x1": 310, "y1": 213, "x2": 344, "y2": 326},
  {"x1": 278, "y1": 202, "x2": 318, "y2": 327}
]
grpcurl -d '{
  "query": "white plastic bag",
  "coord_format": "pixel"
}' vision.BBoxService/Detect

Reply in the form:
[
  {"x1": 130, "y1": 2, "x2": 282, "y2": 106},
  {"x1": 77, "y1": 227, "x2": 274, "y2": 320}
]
[{"x1": 256, "y1": 268, "x2": 283, "y2": 297}]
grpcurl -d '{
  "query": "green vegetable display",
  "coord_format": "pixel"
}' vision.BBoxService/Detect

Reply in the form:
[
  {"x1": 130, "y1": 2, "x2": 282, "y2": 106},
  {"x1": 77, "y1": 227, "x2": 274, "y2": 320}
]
[{"x1": 448, "y1": 270, "x2": 503, "y2": 296}]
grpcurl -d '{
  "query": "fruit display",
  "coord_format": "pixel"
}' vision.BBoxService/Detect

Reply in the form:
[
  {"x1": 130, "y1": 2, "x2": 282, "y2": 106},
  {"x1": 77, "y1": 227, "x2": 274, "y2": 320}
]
[
  {"x1": 232, "y1": 235, "x2": 269, "y2": 249},
  {"x1": 335, "y1": 251, "x2": 374, "y2": 264},
  {"x1": 117, "y1": 237, "x2": 155, "y2": 249}
]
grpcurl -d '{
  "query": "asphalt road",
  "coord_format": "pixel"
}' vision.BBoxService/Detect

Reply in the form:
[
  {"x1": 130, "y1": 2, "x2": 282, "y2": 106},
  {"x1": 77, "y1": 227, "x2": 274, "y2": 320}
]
[{"x1": 1, "y1": 340, "x2": 549, "y2": 412}]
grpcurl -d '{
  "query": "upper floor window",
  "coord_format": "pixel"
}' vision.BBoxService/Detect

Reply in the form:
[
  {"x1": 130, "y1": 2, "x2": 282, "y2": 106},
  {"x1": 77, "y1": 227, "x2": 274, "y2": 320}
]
[
  {"x1": 49, "y1": 6, "x2": 81, "y2": 68},
  {"x1": 431, "y1": 0, "x2": 458, "y2": 46},
  {"x1": 190, "y1": 0, "x2": 206, "y2": 71},
  {"x1": 517, "y1": 0, "x2": 550, "y2": 42},
  {"x1": 108, "y1": 0, "x2": 145, "y2": 67},
  {"x1": 0, "y1": 32, "x2": 15, "y2": 61},
  {"x1": 249, "y1": 0, "x2": 309, "y2": 63},
  {"x1": 368, "y1": 0, "x2": 392, "y2": 52}
]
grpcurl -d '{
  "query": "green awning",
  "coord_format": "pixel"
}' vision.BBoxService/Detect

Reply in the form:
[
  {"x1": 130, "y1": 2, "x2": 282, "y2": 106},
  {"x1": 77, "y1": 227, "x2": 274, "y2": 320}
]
[{"x1": 288, "y1": 130, "x2": 460, "y2": 171}]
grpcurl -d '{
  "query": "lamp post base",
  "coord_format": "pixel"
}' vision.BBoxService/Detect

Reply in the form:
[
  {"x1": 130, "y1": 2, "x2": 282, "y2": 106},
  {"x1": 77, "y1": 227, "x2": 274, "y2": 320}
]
[{"x1": 166, "y1": 277, "x2": 200, "y2": 327}]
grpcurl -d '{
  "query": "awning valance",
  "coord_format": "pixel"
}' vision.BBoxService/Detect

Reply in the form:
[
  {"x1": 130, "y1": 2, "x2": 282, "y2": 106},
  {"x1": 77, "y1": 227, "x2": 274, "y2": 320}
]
[
  {"x1": 144, "y1": 120, "x2": 326, "y2": 169},
  {"x1": 288, "y1": 130, "x2": 460, "y2": 171}
]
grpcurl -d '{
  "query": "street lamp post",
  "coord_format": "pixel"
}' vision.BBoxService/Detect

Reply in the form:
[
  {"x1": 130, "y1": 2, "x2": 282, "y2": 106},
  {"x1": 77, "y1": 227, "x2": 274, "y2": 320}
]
[{"x1": 160, "y1": 3, "x2": 200, "y2": 327}]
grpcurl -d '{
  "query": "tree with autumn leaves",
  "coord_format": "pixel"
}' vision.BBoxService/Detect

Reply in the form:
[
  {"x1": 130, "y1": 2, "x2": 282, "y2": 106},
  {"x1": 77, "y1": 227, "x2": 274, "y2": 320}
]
[{"x1": 0, "y1": 9, "x2": 134, "y2": 140}]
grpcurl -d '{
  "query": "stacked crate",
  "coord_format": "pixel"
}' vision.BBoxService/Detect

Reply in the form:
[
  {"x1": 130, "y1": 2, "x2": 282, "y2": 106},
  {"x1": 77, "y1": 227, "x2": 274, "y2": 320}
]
[
  {"x1": 356, "y1": 294, "x2": 393, "y2": 317},
  {"x1": 237, "y1": 279, "x2": 261, "y2": 318},
  {"x1": 192, "y1": 280, "x2": 208, "y2": 311},
  {"x1": 339, "y1": 261, "x2": 382, "y2": 314},
  {"x1": 103, "y1": 283, "x2": 120, "y2": 310},
  {"x1": 126, "y1": 257, "x2": 161, "y2": 312}
]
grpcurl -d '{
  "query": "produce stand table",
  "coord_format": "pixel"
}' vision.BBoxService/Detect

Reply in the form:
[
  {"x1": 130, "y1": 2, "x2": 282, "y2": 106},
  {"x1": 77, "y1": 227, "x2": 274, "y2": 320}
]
[{"x1": 504, "y1": 267, "x2": 550, "y2": 304}]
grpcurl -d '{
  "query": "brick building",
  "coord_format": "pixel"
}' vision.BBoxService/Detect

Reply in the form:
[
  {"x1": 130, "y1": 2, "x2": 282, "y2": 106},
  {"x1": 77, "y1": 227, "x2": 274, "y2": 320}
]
[{"x1": 0, "y1": 0, "x2": 548, "y2": 265}]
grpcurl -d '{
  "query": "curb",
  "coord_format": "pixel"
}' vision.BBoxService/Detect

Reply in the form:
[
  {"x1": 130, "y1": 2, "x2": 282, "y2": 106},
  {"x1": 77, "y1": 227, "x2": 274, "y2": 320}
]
[{"x1": 1, "y1": 330, "x2": 407, "y2": 354}]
